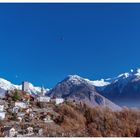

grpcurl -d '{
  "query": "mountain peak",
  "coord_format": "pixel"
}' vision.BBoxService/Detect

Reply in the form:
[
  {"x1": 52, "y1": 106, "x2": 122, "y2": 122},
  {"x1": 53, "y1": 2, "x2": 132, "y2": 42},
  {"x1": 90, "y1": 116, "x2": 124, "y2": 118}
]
[
  {"x1": 61, "y1": 75, "x2": 110, "y2": 88},
  {"x1": 48, "y1": 75, "x2": 121, "y2": 111},
  {"x1": 62, "y1": 75, "x2": 87, "y2": 86},
  {"x1": 67, "y1": 75, "x2": 82, "y2": 80},
  {"x1": 59, "y1": 68, "x2": 140, "y2": 89}
]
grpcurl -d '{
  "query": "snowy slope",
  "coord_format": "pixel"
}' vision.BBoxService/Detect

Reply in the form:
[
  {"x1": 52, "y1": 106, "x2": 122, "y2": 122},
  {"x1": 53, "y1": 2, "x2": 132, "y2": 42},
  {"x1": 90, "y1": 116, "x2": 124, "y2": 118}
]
[
  {"x1": 103, "y1": 68, "x2": 140, "y2": 92},
  {"x1": 66, "y1": 75, "x2": 111, "y2": 87},
  {"x1": 0, "y1": 78, "x2": 18, "y2": 90},
  {"x1": 0, "y1": 77, "x2": 49, "y2": 95},
  {"x1": 100, "y1": 68, "x2": 140, "y2": 107},
  {"x1": 85, "y1": 68, "x2": 140, "y2": 91}
]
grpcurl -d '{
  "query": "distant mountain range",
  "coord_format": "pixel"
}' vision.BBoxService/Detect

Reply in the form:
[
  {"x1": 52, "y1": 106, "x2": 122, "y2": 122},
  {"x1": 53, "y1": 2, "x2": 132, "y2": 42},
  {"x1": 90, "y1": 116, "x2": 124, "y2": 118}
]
[
  {"x1": 1, "y1": 68, "x2": 140, "y2": 108},
  {"x1": 99, "y1": 68, "x2": 140, "y2": 107},
  {"x1": 48, "y1": 68, "x2": 140, "y2": 108},
  {"x1": 0, "y1": 78, "x2": 49, "y2": 97}
]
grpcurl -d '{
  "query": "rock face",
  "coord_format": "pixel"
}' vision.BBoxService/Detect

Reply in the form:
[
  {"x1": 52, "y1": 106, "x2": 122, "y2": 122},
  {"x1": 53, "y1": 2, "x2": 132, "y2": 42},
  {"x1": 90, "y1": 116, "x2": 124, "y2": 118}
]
[{"x1": 48, "y1": 75, "x2": 121, "y2": 111}]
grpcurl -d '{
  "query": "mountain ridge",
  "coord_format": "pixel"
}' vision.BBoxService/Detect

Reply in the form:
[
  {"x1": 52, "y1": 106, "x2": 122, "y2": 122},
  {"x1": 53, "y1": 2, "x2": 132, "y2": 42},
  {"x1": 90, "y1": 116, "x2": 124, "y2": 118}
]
[
  {"x1": 0, "y1": 68, "x2": 140, "y2": 108},
  {"x1": 0, "y1": 77, "x2": 49, "y2": 96}
]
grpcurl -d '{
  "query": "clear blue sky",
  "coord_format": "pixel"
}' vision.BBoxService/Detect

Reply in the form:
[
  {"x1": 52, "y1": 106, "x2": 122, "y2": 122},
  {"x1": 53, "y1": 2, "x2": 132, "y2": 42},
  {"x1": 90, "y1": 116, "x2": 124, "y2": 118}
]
[{"x1": 0, "y1": 3, "x2": 140, "y2": 88}]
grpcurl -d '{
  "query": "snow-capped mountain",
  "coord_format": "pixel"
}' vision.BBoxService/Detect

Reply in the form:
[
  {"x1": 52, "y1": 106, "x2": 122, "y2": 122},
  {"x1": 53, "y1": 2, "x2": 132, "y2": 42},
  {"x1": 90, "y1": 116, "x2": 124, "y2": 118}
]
[
  {"x1": 0, "y1": 77, "x2": 49, "y2": 96},
  {"x1": 48, "y1": 68, "x2": 140, "y2": 108},
  {"x1": 24, "y1": 83, "x2": 49, "y2": 95},
  {"x1": 1, "y1": 68, "x2": 140, "y2": 108},
  {"x1": 63, "y1": 75, "x2": 111, "y2": 88},
  {"x1": 48, "y1": 75, "x2": 121, "y2": 111},
  {"x1": 0, "y1": 78, "x2": 19, "y2": 90},
  {"x1": 99, "y1": 68, "x2": 140, "y2": 108}
]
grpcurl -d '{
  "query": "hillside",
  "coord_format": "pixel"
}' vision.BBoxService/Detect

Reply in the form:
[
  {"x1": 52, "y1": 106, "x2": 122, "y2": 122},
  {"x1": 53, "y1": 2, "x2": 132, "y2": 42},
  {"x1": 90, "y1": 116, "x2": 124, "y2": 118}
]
[
  {"x1": 36, "y1": 101, "x2": 140, "y2": 137},
  {"x1": 0, "y1": 90, "x2": 140, "y2": 137}
]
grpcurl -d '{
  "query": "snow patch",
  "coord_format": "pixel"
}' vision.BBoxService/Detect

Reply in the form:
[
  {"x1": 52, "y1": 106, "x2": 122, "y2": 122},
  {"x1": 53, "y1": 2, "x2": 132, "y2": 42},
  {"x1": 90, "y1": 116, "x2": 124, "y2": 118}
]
[
  {"x1": 0, "y1": 77, "x2": 49, "y2": 95},
  {"x1": 85, "y1": 79, "x2": 110, "y2": 87},
  {"x1": 67, "y1": 75, "x2": 110, "y2": 87}
]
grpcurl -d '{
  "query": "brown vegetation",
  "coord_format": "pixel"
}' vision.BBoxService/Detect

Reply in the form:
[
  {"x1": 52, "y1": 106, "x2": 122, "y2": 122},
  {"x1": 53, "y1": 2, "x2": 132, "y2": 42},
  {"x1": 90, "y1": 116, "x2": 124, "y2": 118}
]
[
  {"x1": 3, "y1": 90, "x2": 140, "y2": 137},
  {"x1": 46, "y1": 102, "x2": 140, "y2": 137}
]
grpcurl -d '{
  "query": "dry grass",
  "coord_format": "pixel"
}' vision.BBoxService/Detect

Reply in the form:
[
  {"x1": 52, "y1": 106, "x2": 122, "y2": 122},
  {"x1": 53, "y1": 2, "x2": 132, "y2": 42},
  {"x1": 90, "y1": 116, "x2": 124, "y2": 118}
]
[{"x1": 49, "y1": 102, "x2": 140, "y2": 137}]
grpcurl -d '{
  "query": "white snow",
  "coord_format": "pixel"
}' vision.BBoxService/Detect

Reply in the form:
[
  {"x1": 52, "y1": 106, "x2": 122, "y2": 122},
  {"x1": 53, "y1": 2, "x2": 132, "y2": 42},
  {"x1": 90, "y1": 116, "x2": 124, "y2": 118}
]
[
  {"x1": 0, "y1": 78, "x2": 18, "y2": 90},
  {"x1": 85, "y1": 78, "x2": 110, "y2": 87},
  {"x1": 117, "y1": 73, "x2": 130, "y2": 79},
  {"x1": 68, "y1": 75, "x2": 110, "y2": 87},
  {"x1": 103, "y1": 68, "x2": 140, "y2": 92},
  {"x1": 134, "y1": 69, "x2": 140, "y2": 76},
  {"x1": 0, "y1": 77, "x2": 49, "y2": 95},
  {"x1": 67, "y1": 75, "x2": 85, "y2": 85},
  {"x1": 67, "y1": 68, "x2": 140, "y2": 88}
]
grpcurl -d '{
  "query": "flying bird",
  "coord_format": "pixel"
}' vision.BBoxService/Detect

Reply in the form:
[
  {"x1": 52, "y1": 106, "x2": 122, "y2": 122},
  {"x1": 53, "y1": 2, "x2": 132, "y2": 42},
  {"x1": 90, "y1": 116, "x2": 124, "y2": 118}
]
[{"x1": 60, "y1": 36, "x2": 64, "y2": 41}]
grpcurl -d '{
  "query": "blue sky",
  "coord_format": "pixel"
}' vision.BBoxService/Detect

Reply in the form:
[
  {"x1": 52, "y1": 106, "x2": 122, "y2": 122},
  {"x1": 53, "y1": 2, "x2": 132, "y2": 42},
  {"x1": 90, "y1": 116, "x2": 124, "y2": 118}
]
[{"x1": 0, "y1": 3, "x2": 140, "y2": 88}]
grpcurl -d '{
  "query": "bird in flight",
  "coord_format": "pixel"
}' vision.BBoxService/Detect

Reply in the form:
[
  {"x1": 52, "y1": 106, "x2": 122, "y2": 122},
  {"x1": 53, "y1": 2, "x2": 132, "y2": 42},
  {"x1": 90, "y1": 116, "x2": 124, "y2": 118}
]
[{"x1": 60, "y1": 36, "x2": 64, "y2": 41}]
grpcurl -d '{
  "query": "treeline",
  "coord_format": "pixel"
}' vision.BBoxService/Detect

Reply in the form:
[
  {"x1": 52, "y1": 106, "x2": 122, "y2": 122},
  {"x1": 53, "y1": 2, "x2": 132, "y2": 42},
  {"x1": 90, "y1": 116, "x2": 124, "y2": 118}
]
[{"x1": 44, "y1": 101, "x2": 140, "y2": 137}]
